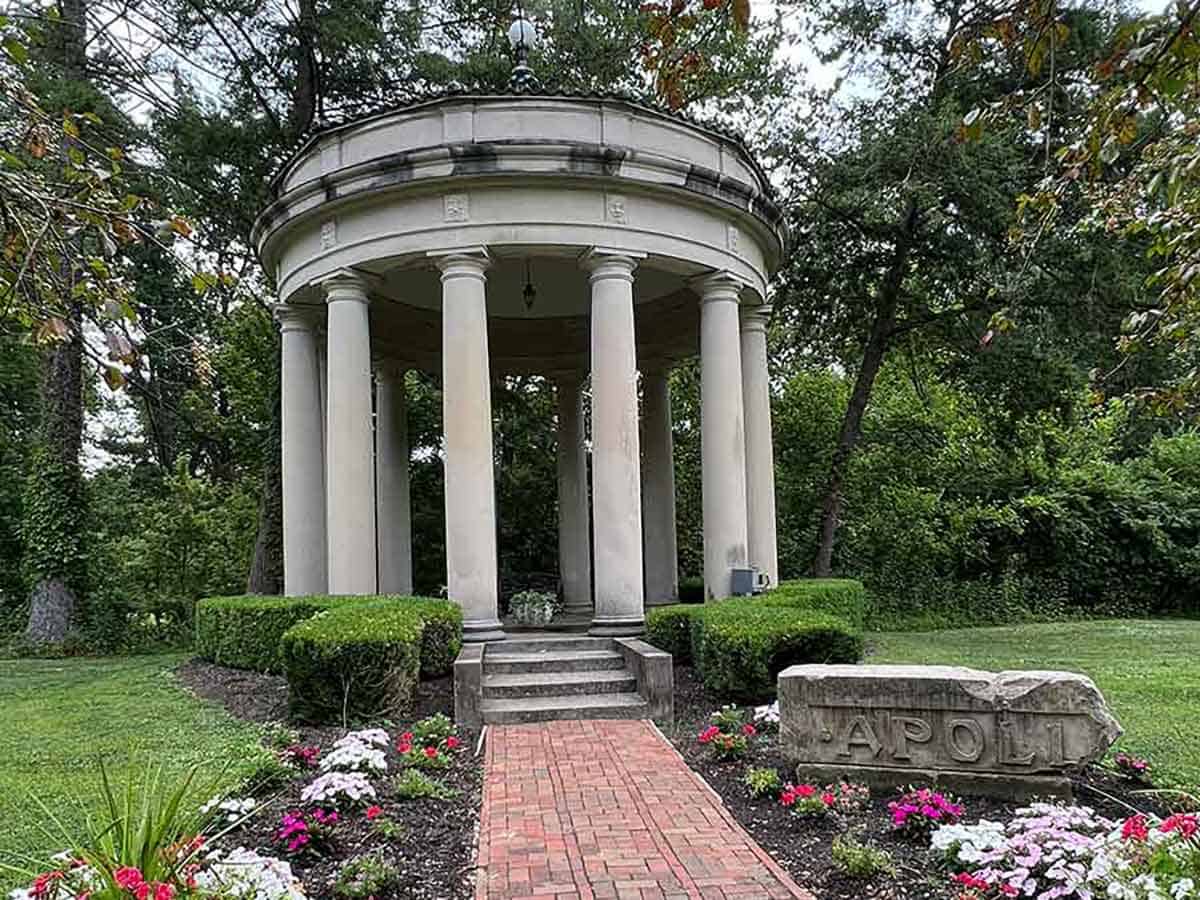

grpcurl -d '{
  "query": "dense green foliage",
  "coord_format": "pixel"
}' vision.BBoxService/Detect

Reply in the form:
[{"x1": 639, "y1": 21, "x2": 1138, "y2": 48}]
[
  {"x1": 195, "y1": 595, "x2": 350, "y2": 672},
  {"x1": 870, "y1": 620, "x2": 1200, "y2": 791},
  {"x1": 281, "y1": 604, "x2": 425, "y2": 724},
  {"x1": 645, "y1": 579, "x2": 866, "y2": 699}
]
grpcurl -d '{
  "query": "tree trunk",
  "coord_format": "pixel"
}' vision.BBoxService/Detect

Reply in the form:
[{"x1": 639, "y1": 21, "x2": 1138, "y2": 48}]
[
  {"x1": 247, "y1": 344, "x2": 284, "y2": 594},
  {"x1": 812, "y1": 199, "x2": 919, "y2": 577},
  {"x1": 25, "y1": 0, "x2": 88, "y2": 644}
]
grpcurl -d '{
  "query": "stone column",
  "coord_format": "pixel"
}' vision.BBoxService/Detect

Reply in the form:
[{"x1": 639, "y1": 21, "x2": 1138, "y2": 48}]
[
  {"x1": 374, "y1": 362, "x2": 413, "y2": 595},
  {"x1": 276, "y1": 303, "x2": 327, "y2": 596},
  {"x1": 321, "y1": 270, "x2": 378, "y2": 595},
  {"x1": 554, "y1": 371, "x2": 591, "y2": 616},
  {"x1": 316, "y1": 332, "x2": 328, "y2": 457},
  {"x1": 584, "y1": 250, "x2": 645, "y2": 635},
  {"x1": 434, "y1": 248, "x2": 504, "y2": 642},
  {"x1": 698, "y1": 272, "x2": 750, "y2": 600},
  {"x1": 740, "y1": 304, "x2": 779, "y2": 588},
  {"x1": 641, "y1": 363, "x2": 678, "y2": 605}
]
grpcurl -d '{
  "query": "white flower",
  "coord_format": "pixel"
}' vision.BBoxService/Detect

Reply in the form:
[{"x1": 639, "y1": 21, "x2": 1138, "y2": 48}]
[
  {"x1": 320, "y1": 739, "x2": 387, "y2": 774},
  {"x1": 201, "y1": 795, "x2": 258, "y2": 823},
  {"x1": 752, "y1": 701, "x2": 780, "y2": 725},
  {"x1": 1172, "y1": 880, "x2": 1196, "y2": 899},
  {"x1": 300, "y1": 771, "x2": 376, "y2": 805},
  {"x1": 194, "y1": 847, "x2": 307, "y2": 900}
]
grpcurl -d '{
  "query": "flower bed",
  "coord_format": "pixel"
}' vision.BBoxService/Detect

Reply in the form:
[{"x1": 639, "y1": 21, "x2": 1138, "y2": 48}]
[
  {"x1": 7, "y1": 717, "x2": 482, "y2": 900},
  {"x1": 667, "y1": 664, "x2": 1184, "y2": 900}
]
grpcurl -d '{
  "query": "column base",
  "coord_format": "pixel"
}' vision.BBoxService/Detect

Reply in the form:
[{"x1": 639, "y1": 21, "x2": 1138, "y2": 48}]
[
  {"x1": 463, "y1": 620, "x2": 507, "y2": 643},
  {"x1": 589, "y1": 616, "x2": 646, "y2": 637}
]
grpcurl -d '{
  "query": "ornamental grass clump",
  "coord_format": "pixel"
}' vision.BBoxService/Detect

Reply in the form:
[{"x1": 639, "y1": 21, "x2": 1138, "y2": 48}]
[{"x1": 888, "y1": 787, "x2": 965, "y2": 837}]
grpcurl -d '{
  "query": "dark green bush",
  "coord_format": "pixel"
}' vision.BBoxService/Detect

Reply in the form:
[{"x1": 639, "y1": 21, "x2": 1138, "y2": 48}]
[
  {"x1": 281, "y1": 604, "x2": 424, "y2": 724},
  {"x1": 645, "y1": 604, "x2": 702, "y2": 662},
  {"x1": 195, "y1": 594, "x2": 461, "y2": 677},
  {"x1": 692, "y1": 602, "x2": 863, "y2": 702},
  {"x1": 195, "y1": 595, "x2": 347, "y2": 672},
  {"x1": 762, "y1": 579, "x2": 870, "y2": 630},
  {"x1": 678, "y1": 576, "x2": 705, "y2": 604}
]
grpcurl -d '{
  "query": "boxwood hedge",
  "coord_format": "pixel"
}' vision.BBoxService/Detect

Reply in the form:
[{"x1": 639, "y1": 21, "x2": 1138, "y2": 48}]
[
  {"x1": 644, "y1": 578, "x2": 867, "y2": 701},
  {"x1": 281, "y1": 603, "x2": 427, "y2": 724}
]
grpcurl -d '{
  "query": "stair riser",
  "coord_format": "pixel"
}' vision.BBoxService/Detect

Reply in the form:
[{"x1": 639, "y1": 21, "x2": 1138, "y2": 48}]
[
  {"x1": 486, "y1": 656, "x2": 626, "y2": 675},
  {"x1": 495, "y1": 638, "x2": 614, "y2": 654},
  {"x1": 482, "y1": 702, "x2": 649, "y2": 724},
  {"x1": 483, "y1": 677, "x2": 637, "y2": 699}
]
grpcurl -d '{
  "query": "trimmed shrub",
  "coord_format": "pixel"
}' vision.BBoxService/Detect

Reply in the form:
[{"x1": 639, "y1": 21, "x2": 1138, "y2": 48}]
[
  {"x1": 645, "y1": 604, "x2": 702, "y2": 662},
  {"x1": 194, "y1": 595, "x2": 346, "y2": 672},
  {"x1": 195, "y1": 594, "x2": 461, "y2": 678},
  {"x1": 762, "y1": 579, "x2": 870, "y2": 630},
  {"x1": 281, "y1": 603, "x2": 424, "y2": 724},
  {"x1": 692, "y1": 602, "x2": 863, "y2": 702}
]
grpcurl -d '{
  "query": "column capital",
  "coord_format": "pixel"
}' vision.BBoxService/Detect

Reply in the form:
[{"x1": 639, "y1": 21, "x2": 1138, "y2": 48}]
[
  {"x1": 429, "y1": 246, "x2": 491, "y2": 280},
  {"x1": 273, "y1": 302, "x2": 321, "y2": 333},
  {"x1": 316, "y1": 267, "x2": 373, "y2": 302},
  {"x1": 693, "y1": 270, "x2": 746, "y2": 304},
  {"x1": 579, "y1": 247, "x2": 646, "y2": 282},
  {"x1": 739, "y1": 303, "x2": 774, "y2": 333}
]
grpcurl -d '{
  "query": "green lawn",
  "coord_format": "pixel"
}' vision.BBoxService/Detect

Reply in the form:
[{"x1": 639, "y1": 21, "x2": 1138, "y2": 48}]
[
  {"x1": 868, "y1": 619, "x2": 1200, "y2": 791},
  {"x1": 0, "y1": 654, "x2": 266, "y2": 885}
]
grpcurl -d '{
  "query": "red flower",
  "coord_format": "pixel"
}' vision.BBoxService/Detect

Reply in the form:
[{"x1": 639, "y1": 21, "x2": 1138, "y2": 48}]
[
  {"x1": 365, "y1": 805, "x2": 383, "y2": 820},
  {"x1": 31, "y1": 871, "x2": 64, "y2": 898},
  {"x1": 795, "y1": 784, "x2": 816, "y2": 799},
  {"x1": 1161, "y1": 813, "x2": 1199, "y2": 838},
  {"x1": 153, "y1": 883, "x2": 174, "y2": 900},
  {"x1": 1121, "y1": 814, "x2": 1149, "y2": 842},
  {"x1": 400, "y1": 732, "x2": 414, "y2": 742},
  {"x1": 445, "y1": 736, "x2": 461, "y2": 750},
  {"x1": 741, "y1": 723, "x2": 756, "y2": 737},
  {"x1": 397, "y1": 742, "x2": 412, "y2": 754},
  {"x1": 952, "y1": 872, "x2": 989, "y2": 890},
  {"x1": 697, "y1": 725, "x2": 720, "y2": 744},
  {"x1": 1000, "y1": 886, "x2": 1019, "y2": 897},
  {"x1": 134, "y1": 883, "x2": 149, "y2": 900},
  {"x1": 424, "y1": 746, "x2": 439, "y2": 759},
  {"x1": 820, "y1": 792, "x2": 836, "y2": 807},
  {"x1": 114, "y1": 868, "x2": 144, "y2": 892}
]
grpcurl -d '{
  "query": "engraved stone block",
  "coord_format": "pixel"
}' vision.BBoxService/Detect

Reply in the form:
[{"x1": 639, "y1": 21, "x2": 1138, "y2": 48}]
[
  {"x1": 778, "y1": 664, "x2": 1122, "y2": 800},
  {"x1": 320, "y1": 218, "x2": 337, "y2": 250},
  {"x1": 444, "y1": 193, "x2": 469, "y2": 222}
]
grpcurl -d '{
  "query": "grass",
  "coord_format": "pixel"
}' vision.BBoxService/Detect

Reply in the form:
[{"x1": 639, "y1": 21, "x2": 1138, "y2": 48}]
[
  {"x1": 0, "y1": 654, "x2": 267, "y2": 887},
  {"x1": 868, "y1": 619, "x2": 1200, "y2": 792}
]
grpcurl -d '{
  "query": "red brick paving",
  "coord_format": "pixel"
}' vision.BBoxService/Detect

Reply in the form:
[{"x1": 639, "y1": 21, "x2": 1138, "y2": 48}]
[{"x1": 475, "y1": 719, "x2": 816, "y2": 900}]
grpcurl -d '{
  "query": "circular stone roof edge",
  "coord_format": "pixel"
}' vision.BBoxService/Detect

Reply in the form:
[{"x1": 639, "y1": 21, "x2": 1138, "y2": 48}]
[{"x1": 267, "y1": 89, "x2": 779, "y2": 202}]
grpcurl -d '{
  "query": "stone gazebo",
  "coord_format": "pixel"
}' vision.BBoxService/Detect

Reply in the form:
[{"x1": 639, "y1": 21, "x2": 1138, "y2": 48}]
[{"x1": 255, "y1": 91, "x2": 784, "y2": 643}]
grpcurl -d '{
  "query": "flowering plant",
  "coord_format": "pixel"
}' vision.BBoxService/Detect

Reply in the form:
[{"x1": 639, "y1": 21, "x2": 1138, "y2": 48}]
[
  {"x1": 779, "y1": 781, "x2": 869, "y2": 817},
  {"x1": 319, "y1": 739, "x2": 387, "y2": 775},
  {"x1": 1101, "y1": 812, "x2": 1200, "y2": 899},
  {"x1": 282, "y1": 745, "x2": 320, "y2": 769},
  {"x1": 397, "y1": 741, "x2": 452, "y2": 769},
  {"x1": 192, "y1": 847, "x2": 307, "y2": 900},
  {"x1": 888, "y1": 787, "x2": 964, "y2": 836},
  {"x1": 299, "y1": 771, "x2": 376, "y2": 806},
  {"x1": 199, "y1": 795, "x2": 257, "y2": 825},
  {"x1": 1113, "y1": 751, "x2": 1152, "y2": 783},
  {"x1": 752, "y1": 701, "x2": 780, "y2": 732},
  {"x1": 341, "y1": 729, "x2": 390, "y2": 748},
  {"x1": 277, "y1": 808, "x2": 339, "y2": 855},
  {"x1": 409, "y1": 714, "x2": 455, "y2": 749},
  {"x1": 696, "y1": 723, "x2": 753, "y2": 760}
]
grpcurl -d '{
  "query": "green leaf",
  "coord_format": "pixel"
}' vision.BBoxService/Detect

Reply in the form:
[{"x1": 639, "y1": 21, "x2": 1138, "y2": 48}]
[{"x1": 3, "y1": 37, "x2": 28, "y2": 64}]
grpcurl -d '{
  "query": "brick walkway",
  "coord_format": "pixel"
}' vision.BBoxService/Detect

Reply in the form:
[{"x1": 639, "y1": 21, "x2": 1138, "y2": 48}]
[{"x1": 475, "y1": 720, "x2": 815, "y2": 900}]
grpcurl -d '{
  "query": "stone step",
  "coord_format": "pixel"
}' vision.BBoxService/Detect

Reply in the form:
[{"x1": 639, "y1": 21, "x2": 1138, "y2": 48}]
[
  {"x1": 485, "y1": 649, "x2": 626, "y2": 675},
  {"x1": 483, "y1": 669, "x2": 637, "y2": 699},
  {"x1": 481, "y1": 692, "x2": 649, "y2": 724},
  {"x1": 494, "y1": 636, "x2": 614, "y2": 654}
]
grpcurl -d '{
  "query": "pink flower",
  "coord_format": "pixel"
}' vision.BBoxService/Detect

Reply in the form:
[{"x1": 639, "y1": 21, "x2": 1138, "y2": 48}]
[
  {"x1": 697, "y1": 725, "x2": 720, "y2": 744},
  {"x1": 795, "y1": 784, "x2": 816, "y2": 799},
  {"x1": 1161, "y1": 813, "x2": 1198, "y2": 838},
  {"x1": 153, "y1": 883, "x2": 174, "y2": 900},
  {"x1": 953, "y1": 872, "x2": 989, "y2": 890},
  {"x1": 31, "y1": 871, "x2": 64, "y2": 898},
  {"x1": 445, "y1": 736, "x2": 461, "y2": 750},
  {"x1": 365, "y1": 805, "x2": 383, "y2": 820},
  {"x1": 134, "y1": 884, "x2": 149, "y2": 900},
  {"x1": 400, "y1": 732, "x2": 414, "y2": 742},
  {"x1": 424, "y1": 746, "x2": 439, "y2": 759},
  {"x1": 820, "y1": 792, "x2": 835, "y2": 807},
  {"x1": 1122, "y1": 814, "x2": 1149, "y2": 842},
  {"x1": 1000, "y1": 887, "x2": 1019, "y2": 897},
  {"x1": 397, "y1": 742, "x2": 412, "y2": 754},
  {"x1": 114, "y1": 868, "x2": 144, "y2": 892},
  {"x1": 741, "y1": 723, "x2": 756, "y2": 737}
]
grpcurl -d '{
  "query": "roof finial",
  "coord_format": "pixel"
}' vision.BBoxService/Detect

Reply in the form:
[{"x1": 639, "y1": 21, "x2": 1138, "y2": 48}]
[{"x1": 507, "y1": 14, "x2": 540, "y2": 92}]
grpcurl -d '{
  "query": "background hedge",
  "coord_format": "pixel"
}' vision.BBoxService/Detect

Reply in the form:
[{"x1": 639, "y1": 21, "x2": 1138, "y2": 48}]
[
  {"x1": 644, "y1": 578, "x2": 865, "y2": 700},
  {"x1": 281, "y1": 603, "x2": 426, "y2": 724}
]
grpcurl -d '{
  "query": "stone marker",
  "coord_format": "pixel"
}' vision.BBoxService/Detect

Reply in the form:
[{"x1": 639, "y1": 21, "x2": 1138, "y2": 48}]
[{"x1": 778, "y1": 664, "x2": 1123, "y2": 800}]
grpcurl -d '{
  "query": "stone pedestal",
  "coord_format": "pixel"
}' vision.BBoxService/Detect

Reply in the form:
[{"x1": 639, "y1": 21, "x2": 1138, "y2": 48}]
[
  {"x1": 436, "y1": 249, "x2": 504, "y2": 642},
  {"x1": 322, "y1": 271, "x2": 377, "y2": 595},
  {"x1": 778, "y1": 664, "x2": 1123, "y2": 800},
  {"x1": 585, "y1": 250, "x2": 645, "y2": 636}
]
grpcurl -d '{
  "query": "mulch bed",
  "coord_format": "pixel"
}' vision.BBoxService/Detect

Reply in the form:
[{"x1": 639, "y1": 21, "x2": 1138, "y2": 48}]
[
  {"x1": 666, "y1": 665, "x2": 1166, "y2": 900},
  {"x1": 175, "y1": 659, "x2": 479, "y2": 900}
]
